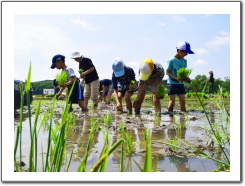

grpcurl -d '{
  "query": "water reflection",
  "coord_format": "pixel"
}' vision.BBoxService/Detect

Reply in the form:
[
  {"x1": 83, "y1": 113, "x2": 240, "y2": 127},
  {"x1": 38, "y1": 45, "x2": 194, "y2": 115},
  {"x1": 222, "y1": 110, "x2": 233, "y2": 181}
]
[
  {"x1": 167, "y1": 114, "x2": 187, "y2": 139},
  {"x1": 14, "y1": 106, "x2": 221, "y2": 172}
]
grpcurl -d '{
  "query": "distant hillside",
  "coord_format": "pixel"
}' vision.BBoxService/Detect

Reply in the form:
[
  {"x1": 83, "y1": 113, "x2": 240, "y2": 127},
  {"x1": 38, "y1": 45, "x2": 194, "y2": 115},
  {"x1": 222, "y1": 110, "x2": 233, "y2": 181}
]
[
  {"x1": 32, "y1": 80, "x2": 54, "y2": 95},
  {"x1": 14, "y1": 80, "x2": 54, "y2": 95}
]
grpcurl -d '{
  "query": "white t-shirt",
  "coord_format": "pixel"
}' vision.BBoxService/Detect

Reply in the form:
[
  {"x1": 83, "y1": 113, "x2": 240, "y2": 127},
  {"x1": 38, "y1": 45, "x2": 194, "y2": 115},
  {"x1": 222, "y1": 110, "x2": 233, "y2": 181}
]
[{"x1": 62, "y1": 67, "x2": 76, "y2": 81}]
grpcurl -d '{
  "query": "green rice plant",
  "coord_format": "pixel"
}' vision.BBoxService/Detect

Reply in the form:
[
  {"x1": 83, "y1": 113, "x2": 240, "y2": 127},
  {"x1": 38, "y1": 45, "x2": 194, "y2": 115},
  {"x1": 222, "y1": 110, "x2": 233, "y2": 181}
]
[
  {"x1": 77, "y1": 117, "x2": 101, "y2": 172},
  {"x1": 125, "y1": 132, "x2": 134, "y2": 155},
  {"x1": 143, "y1": 129, "x2": 152, "y2": 172},
  {"x1": 55, "y1": 71, "x2": 68, "y2": 86},
  {"x1": 90, "y1": 138, "x2": 124, "y2": 172},
  {"x1": 177, "y1": 67, "x2": 192, "y2": 82},
  {"x1": 174, "y1": 116, "x2": 183, "y2": 138},
  {"x1": 45, "y1": 94, "x2": 55, "y2": 97},
  {"x1": 142, "y1": 127, "x2": 148, "y2": 140},
  {"x1": 128, "y1": 80, "x2": 135, "y2": 92},
  {"x1": 103, "y1": 113, "x2": 112, "y2": 125},
  {"x1": 191, "y1": 84, "x2": 230, "y2": 166},
  {"x1": 156, "y1": 84, "x2": 166, "y2": 99},
  {"x1": 44, "y1": 81, "x2": 76, "y2": 172},
  {"x1": 120, "y1": 139, "x2": 124, "y2": 172},
  {"x1": 78, "y1": 69, "x2": 84, "y2": 74},
  {"x1": 168, "y1": 137, "x2": 179, "y2": 150}
]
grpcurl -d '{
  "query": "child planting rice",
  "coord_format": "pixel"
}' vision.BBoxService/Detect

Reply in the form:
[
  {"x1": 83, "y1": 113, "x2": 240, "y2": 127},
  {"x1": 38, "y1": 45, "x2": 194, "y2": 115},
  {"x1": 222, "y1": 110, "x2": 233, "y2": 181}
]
[
  {"x1": 71, "y1": 51, "x2": 99, "y2": 107},
  {"x1": 133, "y1": 58, "x2": 165, "y2": 115},
  {"x1": 51, "y1": 54, "x2": 88, "y2": 112},
  {"x1": 166, "y1": 41, "x2": 194, "y2": 112},
  {"x1": 177, "y1": 68, "x2": 192, "y2": 83},
  {"x1": 112, "y1": 57, "x2": 136, "y2": 115}
]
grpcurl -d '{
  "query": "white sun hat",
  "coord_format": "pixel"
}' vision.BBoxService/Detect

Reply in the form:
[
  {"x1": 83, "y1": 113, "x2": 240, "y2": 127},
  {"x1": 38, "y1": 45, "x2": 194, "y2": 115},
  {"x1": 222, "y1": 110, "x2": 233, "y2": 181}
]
[{"x1": 71, "y1": 51, "x2": 83, "y2": 59}]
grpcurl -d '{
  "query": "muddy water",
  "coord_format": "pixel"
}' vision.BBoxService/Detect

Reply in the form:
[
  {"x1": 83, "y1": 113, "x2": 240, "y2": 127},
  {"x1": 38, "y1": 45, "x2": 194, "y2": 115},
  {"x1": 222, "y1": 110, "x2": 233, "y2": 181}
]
[{"x1": 14, "y1": 101, "x2": 227, "y2": 172}]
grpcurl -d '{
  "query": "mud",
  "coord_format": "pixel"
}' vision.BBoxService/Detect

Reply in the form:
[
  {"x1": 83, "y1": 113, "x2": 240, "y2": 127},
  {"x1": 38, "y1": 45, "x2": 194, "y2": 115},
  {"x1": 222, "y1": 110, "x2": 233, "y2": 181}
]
[{"x1": 14, "y1": 100, "x2": 227, "y2": 172}]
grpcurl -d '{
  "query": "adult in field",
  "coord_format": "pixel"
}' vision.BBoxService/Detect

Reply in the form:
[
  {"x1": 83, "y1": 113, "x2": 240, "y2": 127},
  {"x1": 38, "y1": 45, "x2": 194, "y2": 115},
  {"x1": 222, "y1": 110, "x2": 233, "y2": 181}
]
[{"x1": 71, "y1": 51, "x2": 100, "y2": 107}]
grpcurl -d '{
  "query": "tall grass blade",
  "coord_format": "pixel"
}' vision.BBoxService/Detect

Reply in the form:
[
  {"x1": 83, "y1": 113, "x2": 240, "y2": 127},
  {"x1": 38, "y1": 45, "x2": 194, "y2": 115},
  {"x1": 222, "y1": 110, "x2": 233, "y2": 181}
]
[{"x1": 144, "y1": 129, "x2": 152, "y2": 172}]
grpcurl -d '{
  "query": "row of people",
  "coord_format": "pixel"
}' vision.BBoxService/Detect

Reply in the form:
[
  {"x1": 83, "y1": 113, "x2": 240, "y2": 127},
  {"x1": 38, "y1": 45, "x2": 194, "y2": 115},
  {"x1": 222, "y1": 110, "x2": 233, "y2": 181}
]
[{"x1": 50, "y1": 41, "x2": 194, "y2": 114}]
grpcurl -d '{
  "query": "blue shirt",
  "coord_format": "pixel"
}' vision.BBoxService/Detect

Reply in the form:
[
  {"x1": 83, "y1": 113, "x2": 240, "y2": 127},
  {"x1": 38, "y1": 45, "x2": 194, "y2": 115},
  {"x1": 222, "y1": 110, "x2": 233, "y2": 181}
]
[
  {"x1": 112, "y1": 66, "x2": 136, "y2": 90},
  {"x1": 167, "y1": 57, "x2": 187, "y2": 84},
  {"x1": 100, "y1": 79, "x2": 112, "y2": 86}
]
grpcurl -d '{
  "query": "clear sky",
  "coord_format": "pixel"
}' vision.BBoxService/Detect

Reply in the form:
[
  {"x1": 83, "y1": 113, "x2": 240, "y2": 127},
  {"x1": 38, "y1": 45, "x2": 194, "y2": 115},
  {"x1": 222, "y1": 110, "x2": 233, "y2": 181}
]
[{"x1": 12, "y1": 3, "x2": 231, "y2": 82}]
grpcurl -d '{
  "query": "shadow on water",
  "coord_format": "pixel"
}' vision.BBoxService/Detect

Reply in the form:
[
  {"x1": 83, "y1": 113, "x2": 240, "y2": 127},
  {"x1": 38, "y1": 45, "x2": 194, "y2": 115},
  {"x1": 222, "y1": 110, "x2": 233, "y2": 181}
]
[{"x1": 14, "y1": 102, "x2": 225, "y2": 172}]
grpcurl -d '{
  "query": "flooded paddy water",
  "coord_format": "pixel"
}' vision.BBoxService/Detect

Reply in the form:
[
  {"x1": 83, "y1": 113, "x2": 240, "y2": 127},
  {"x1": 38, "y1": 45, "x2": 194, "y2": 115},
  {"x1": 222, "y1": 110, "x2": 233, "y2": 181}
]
[{"x1": 14, "y1": 98, "x2": 230, "y2": 172}]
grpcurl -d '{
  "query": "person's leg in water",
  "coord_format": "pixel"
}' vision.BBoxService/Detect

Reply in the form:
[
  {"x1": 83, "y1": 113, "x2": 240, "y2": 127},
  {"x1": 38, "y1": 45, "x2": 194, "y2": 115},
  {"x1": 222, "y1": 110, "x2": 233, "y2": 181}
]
[
  {"x1": 152, "y1": 93, "x2": 161, "y2": 115},
  {"x1": 178, "y1": 94, "x2": 186, "y2": 112},
  {"x1": 78, "y1": 99, "x2": 88, "y2": 111},
  {"x1": 116, "y1": 92, "x2": 124, "y2": 112},
  {"x1": 83, "y1": 83, "x2": 91, "y2": 107},
  {"x1": 133, "y1": 89, "x2": 146, "y2": 115},
  {"x1": 168, "y1": 94, "x2": 176, "y2": 112},
  {"x1": 91, "y1": 79, "x2": 100, "y2": 107},
  {"x1": 125, "y1": 91, "x2": 133, "y2": 115}
]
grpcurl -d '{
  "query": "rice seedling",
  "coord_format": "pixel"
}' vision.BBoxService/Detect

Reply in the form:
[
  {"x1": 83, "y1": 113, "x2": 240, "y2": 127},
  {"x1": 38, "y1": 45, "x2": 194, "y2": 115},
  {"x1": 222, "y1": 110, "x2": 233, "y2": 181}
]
[
  {"x1": 128, "y1": 80, "x2": 135, "y2": 93},
  {"x1": 90, "y1": 138, "x2": 124, "y2": 172},
  {"x1": 168, "y1": 137, "x2": 179, "y2": 150},
  {"x1": 124, "y1": 131, "x2": 134, "y2": 155},
  {"x1": 192, "y1": 86, "x2": 230, "y2": 165},
  {"x1": 78, "y1": 69, "x2": 84, "y2": 74},
  {"x1": 77, "y1": 117, "x2": 101, "y2": 172},
  {"x1": 156, "y1": 84, "x2": 166, "y2": 99},
  {"x1": 177, "y1": 67, "x2": 192, "y2": 82},
  {"x1": 143, "y1": 129, "x2": 152, "y2": 172},
  {"x1": 103, "y1": 113, "x2": 112, "y2": 125},
  {"x1": 142, "y1": 127, "x2": 148, "y2": 140},
  {"x1": 55, "y1": 71, "x2": 68, "y2": 86}
]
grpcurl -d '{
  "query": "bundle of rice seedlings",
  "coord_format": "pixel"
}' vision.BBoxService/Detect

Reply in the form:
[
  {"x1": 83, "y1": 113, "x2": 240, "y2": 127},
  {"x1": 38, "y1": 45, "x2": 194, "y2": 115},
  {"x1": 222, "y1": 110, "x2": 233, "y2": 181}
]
[
  {"x1": 128, "y1": 80, "x2": 135, "y2": 92},
  {"x1": 177, "y1": 68, "x2": 192, "y2": 82},
  {"x1": 55, "y1": 71, "x2": 68, "y2": 86},
  {"x1": 78, "y1": 69, "x2": 86, "y2": 78},
  {"x1": 78, "y1": 69, "x2": 84, "y2": 74},
  {"x1": 156, "y1": 84, "x2": 166, "y2": 99}
]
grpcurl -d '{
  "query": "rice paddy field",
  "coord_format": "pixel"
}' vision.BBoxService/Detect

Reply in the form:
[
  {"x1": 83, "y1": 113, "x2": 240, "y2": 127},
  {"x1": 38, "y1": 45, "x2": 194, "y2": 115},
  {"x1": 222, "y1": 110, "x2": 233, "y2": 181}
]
[{"x1": 14, "y1": 91, "x2": 230, "y2": 173}]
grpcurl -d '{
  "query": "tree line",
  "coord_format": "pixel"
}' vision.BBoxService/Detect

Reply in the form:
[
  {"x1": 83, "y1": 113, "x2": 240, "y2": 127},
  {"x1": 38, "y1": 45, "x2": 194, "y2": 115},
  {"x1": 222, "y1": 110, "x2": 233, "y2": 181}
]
[{"x1": 14, "y1": 75, "x2": 230, "y2": 95}]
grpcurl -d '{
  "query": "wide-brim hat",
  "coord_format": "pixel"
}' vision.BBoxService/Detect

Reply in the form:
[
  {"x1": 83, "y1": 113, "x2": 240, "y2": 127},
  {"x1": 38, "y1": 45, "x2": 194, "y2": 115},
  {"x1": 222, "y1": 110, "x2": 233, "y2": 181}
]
[
  {"x1": 139, "y1": 58, "x2": 154, "y2": 81},
  {"x1": 71, "y1": 51, "x2": 83, "y2": 59}
]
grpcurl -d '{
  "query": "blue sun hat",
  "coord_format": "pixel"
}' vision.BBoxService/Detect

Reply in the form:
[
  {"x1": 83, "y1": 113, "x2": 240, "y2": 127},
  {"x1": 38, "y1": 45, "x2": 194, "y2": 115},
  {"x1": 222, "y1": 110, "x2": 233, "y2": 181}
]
[
  {"x1": 51, "y1": 54, "x2": 65, "y2": 69},
  {"x1": 112, "y1": 57, "x2": 125, "y2": 77},
  {"x1": 176, "y1": 41, "x2": 194, "y2": 54}
]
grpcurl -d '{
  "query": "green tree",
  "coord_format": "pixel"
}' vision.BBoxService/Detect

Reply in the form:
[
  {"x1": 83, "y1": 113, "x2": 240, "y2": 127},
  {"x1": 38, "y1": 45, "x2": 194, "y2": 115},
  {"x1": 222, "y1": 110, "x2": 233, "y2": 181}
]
[{"x1": 185, "y1": 75, "x2": 207, "y2": 93}]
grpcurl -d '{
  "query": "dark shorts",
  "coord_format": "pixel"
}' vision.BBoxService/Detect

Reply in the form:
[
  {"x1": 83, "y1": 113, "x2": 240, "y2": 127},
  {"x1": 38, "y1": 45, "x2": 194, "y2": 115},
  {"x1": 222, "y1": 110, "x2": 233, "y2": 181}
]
[
  {"x1": 117, "y1": 84, "x2": 132, "y2": 96},
  {"x1": 167, "y1": 84, "x2": 186, "y2": 95},
  {"x1": 67, "y1": 79, "x2": 84, "y2": 103}
]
